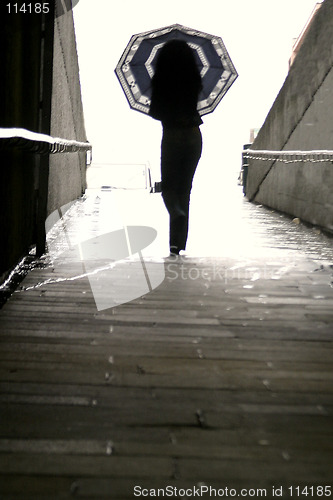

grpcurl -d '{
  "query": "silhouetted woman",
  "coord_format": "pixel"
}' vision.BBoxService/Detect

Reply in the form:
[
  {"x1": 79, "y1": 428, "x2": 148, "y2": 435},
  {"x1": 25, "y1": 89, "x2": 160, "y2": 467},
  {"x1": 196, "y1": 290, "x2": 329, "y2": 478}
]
[{"x1": 149, "y1": 40, "x2": 203, "y2": 255}]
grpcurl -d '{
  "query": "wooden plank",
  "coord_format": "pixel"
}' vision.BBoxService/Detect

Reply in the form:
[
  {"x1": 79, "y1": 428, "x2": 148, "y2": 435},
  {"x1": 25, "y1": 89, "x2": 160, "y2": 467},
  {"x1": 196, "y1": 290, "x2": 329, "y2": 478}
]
[
  {"x1": 1, "y1": 346, "x2": 333, "y2": 370},
  {"x1": 0, "y1": 454, "x2": 173, "y2": 478},
  {"x1": 1, "y1": 380, "x2": 333, "y2": 407}
]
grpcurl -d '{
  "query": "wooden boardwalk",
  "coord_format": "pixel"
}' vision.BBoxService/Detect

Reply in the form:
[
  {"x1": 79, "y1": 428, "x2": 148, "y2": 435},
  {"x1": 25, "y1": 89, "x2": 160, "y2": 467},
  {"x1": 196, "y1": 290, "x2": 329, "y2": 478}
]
[{"x1": 0, "y1": 192, "x2": 333, "y2": 499}]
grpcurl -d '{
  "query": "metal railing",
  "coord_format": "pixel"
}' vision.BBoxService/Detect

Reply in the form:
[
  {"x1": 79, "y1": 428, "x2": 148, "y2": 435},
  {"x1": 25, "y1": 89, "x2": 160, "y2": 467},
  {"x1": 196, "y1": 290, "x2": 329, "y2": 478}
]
[
  {"x1": 0, "y1": 127, "x2": 92, "y2": 257},
  {"x1": 242, "y1": 149, "x2": 333, "y2": 164},
  {"x1": 0, "y1": 127, "x2": 92, "y2": 155}
]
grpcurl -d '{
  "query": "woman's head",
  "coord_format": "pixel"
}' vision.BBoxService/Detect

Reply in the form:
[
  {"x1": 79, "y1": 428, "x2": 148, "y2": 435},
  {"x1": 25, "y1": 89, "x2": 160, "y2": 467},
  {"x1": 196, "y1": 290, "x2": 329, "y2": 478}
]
[
  {"x1": 149, "y1": 39, "x2": 203, "y2": 121},
  {"x1": 154, "y1": 40, "x2": 198, "y2": 74},
  {"x1": 152, "y1": 39, "x2": 202, "y2": 94}
]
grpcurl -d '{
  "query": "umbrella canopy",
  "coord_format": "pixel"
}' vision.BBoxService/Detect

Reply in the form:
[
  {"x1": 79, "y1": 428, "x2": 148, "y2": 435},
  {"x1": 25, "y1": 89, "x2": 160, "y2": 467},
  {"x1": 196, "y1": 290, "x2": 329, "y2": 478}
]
[{"x1": 115, "y1": 23, "x2": 238, "y2": 116}]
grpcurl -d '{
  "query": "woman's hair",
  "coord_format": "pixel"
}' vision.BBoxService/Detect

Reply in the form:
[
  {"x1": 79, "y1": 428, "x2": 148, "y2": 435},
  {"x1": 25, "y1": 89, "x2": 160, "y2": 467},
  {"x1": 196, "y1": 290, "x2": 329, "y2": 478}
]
[
  {"x1": 152, "y1": 39, "x2": 202, "y2": 96},
  {"x1": 149, "y1": 40, "x2": 202, "y2": 121}
]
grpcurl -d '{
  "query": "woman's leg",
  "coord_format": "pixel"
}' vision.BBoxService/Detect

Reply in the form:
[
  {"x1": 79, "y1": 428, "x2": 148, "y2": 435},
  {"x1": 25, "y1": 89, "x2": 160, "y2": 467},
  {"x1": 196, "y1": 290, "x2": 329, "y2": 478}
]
[
  {"x1": 161, "y1": 190, "x2": 186, "y2": 253},
  {"x1": 161, "y1": 127, "x2": 202, "y2": 253}
]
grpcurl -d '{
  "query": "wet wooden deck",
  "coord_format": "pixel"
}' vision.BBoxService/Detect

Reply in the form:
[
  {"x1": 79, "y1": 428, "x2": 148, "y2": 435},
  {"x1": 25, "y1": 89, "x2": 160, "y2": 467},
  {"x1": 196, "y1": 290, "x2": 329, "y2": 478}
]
[{"x1": 0, "y1": 191, "x2": 333, "y2": 499}]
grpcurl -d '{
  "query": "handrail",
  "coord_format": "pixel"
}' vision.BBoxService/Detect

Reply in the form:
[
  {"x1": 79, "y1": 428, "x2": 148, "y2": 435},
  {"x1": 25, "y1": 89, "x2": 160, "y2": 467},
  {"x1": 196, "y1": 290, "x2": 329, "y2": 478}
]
[
  {"x1": 243, "y1": 148, "x2": 333, "y2": 164},
  {"x1": 0, "y1": 127, "x2": 92, "y2": 155}
]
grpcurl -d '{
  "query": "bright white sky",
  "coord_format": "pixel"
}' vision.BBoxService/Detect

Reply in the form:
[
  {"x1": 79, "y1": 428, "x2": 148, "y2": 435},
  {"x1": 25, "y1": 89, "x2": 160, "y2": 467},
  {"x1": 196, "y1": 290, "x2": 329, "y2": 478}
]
[{"x1": 73, "y1": 0, "x2": 320, "y2": 183}]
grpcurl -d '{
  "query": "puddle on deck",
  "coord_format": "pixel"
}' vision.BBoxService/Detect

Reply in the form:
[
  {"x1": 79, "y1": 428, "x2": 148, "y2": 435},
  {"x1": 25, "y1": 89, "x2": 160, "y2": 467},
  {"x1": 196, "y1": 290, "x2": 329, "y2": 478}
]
[{"x1": 1, "y1": 165, "x2": 332, "y2": 310}]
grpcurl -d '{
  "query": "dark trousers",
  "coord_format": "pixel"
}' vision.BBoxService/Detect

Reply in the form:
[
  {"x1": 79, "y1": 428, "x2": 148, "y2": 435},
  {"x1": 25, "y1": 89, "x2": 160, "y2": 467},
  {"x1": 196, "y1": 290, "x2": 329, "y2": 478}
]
[{"x1": 161, "y1": 126, "x2": 202, "y2": 252}]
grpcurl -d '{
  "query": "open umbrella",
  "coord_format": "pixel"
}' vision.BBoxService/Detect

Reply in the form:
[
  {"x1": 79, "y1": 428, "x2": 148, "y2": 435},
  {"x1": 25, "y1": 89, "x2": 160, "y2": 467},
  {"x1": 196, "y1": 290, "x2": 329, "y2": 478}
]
[{"x1": 115, "y1": 23, "x2": 238, "y2": 116}]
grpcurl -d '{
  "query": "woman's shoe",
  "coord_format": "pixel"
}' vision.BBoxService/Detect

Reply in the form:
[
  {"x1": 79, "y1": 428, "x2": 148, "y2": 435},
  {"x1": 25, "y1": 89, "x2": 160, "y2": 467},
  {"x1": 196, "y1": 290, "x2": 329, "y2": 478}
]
[{"x1": 170, "y1": 246, "x2": 180, "y2": 256}]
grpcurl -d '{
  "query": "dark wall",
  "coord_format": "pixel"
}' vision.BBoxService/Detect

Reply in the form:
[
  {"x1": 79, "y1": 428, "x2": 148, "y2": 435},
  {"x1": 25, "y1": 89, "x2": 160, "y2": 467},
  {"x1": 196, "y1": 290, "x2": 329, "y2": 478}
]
[
  {"x1": 0, "y1": 12, "x2": 45, "y2": 277},
  {"x1": 0, "y1": 13, "x2": 42, "y2": 130},
  {"x1": 0, "y1": 2, "x2": 88, "y2": 279}
]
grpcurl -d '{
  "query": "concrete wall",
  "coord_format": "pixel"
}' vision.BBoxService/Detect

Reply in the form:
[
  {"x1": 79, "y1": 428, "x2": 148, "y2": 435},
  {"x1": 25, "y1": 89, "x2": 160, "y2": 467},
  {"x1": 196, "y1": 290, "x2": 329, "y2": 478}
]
[
  {"x1": 0, "y1": 1, "x2": 88, "y2": 278},
  {"x1": 47, "y1": 3, "x2": 88, "y2": 217},
  {"x1": 0, "y1": 15, "x2": 44, "y2": 277},
  {"x1": 246, "y1": 0, "x2": 333, "y2": 233}
]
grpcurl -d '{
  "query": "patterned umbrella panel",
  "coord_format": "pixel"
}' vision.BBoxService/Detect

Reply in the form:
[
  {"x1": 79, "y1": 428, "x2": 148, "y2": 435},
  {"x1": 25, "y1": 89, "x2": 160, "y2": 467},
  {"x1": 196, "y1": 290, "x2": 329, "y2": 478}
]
[{"x1": 115, "y1": 24, "x2": 238, "y2": 116}]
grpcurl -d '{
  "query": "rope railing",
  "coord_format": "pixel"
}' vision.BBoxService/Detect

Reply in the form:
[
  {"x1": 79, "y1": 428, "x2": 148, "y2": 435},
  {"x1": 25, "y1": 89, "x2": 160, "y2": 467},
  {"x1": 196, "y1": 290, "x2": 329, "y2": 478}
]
[
  {"x1": 0, "y1": 127, "x2": 92, "y2": 155},
  {"x1": 242, "y1": 149, "x2": 333, "y2": 164}
]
